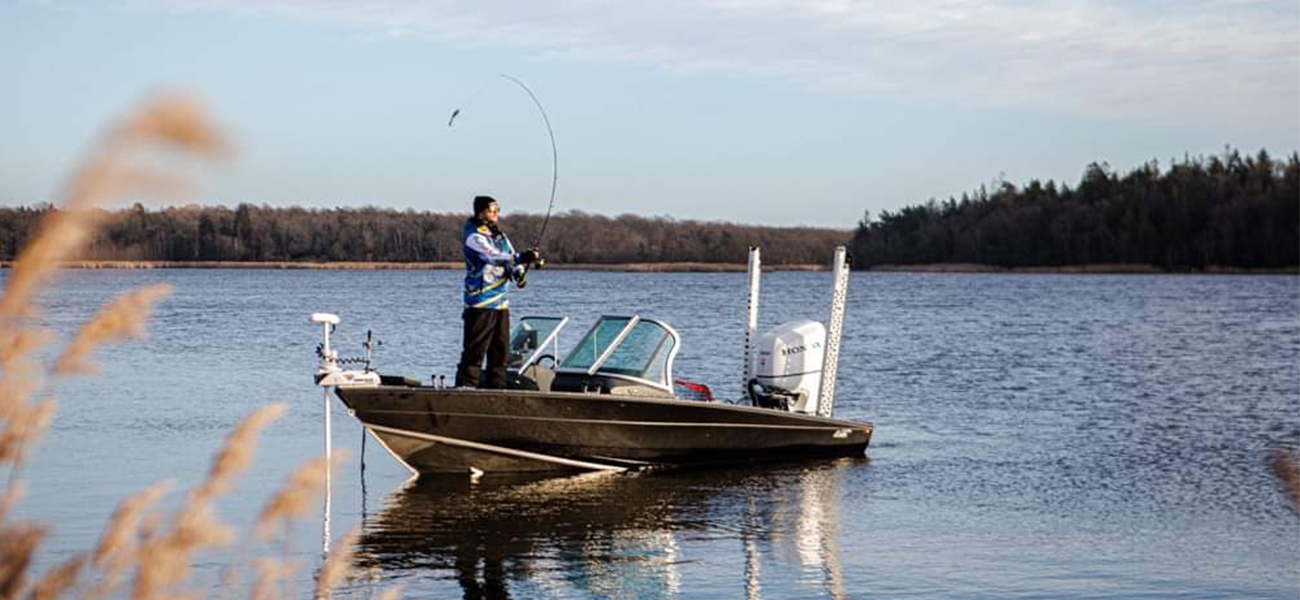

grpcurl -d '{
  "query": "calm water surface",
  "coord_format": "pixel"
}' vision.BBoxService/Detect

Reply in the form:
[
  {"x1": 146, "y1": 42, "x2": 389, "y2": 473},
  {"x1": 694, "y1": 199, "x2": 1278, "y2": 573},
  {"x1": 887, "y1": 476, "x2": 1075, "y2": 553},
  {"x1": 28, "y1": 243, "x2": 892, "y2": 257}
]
[{"x1": 10, "y1": 269, "x2": 1300, "y2": 599}]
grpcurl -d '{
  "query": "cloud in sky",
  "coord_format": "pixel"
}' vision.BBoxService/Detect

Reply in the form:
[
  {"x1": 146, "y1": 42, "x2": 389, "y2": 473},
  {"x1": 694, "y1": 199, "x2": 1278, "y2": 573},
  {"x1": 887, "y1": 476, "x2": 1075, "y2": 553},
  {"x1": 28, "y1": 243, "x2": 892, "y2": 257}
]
[
  {"x1": 7, "y1": 0, "x2": 1295, "y2": 225},
  {"x1": 104, "y1": 0, "x2": 1299, "y2": 132}
]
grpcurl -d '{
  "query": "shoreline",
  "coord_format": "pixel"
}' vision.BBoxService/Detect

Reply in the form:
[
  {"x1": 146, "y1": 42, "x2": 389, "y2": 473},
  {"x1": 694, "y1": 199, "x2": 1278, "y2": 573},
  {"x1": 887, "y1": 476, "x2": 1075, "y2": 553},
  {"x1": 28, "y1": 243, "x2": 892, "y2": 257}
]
[
  {"x1": 0, "y1": 260, "x2": 1294, "y2": 274},
  {"x1": 869, "y1": 262, "x2": 1299, "y2": 275},
  {"x1": 0, "y1": 260, "x2": 825, "y2": 272}
]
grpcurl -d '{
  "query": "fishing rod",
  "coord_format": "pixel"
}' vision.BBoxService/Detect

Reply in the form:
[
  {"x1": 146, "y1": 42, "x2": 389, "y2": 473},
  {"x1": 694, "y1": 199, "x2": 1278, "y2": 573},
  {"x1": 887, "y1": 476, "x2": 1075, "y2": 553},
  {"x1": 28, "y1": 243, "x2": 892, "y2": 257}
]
[{"x1": 448, "y1": 74, "x2": 559, "y2": 253}]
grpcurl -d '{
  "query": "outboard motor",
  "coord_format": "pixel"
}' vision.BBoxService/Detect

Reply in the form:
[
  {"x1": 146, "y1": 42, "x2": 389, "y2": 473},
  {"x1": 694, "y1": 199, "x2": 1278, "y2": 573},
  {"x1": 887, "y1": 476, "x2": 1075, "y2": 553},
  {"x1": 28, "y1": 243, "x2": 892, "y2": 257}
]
[
  {"x1": 743, "y1": 246, "x2": 850, "y2": 417},
  {"x1": 749, "y1": 319, "x2": 825, "y2": 414}
]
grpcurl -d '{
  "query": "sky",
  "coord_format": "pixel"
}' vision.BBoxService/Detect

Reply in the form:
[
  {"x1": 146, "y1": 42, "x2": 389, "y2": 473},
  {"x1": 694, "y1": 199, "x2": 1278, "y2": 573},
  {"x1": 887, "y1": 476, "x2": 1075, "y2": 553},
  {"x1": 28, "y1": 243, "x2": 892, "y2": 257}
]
[{"x1": 2, "y1": 0, "x2": 1297, "y2": 228}]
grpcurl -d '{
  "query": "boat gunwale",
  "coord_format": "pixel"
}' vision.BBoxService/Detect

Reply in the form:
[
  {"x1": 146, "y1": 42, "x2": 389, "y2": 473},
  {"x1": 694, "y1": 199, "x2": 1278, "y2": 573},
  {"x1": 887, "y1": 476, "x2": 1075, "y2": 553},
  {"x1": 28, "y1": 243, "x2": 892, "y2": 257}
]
[{"x1": 339, "y1": 383, "x2": 874, "y2": 430}]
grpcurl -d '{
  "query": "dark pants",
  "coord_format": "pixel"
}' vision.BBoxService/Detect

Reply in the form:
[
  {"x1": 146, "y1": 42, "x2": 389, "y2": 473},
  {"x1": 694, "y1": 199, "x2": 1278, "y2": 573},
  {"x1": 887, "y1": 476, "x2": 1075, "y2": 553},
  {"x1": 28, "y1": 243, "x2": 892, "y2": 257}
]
[{"x1": 456, "y1": 307, "x2": 510, "y2": 388}]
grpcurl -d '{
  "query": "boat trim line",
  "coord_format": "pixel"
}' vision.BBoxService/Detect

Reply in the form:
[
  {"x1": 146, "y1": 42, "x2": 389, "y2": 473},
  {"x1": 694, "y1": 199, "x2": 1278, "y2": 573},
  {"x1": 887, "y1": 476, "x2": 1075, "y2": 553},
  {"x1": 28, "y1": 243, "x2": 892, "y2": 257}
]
[
  {"x1": 363, "y1": 426, "x2": 418, "y2": 476},
  {"x1": 365, "y1": 423, "x2": 628, "y2": 472}
]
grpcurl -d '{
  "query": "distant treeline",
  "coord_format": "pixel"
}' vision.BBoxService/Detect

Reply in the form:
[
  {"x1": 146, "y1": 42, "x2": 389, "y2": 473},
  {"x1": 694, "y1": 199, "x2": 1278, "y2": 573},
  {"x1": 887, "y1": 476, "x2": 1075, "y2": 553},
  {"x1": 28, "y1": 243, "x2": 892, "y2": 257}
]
[
  {"x1": 3, "y1": 148, "x2": 1295, "y2": 270},
  {"x1": 0, "y1": 205, "x2": 849, "y2": 266},
  {"x1": 851, "y1": 149, "x2": 1299, "y2": 270}
]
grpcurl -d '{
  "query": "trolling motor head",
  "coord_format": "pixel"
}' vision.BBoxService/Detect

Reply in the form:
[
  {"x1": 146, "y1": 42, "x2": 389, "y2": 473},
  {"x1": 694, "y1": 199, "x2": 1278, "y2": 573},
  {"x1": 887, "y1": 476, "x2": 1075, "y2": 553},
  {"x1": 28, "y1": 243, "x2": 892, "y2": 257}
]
[{"x1": 311, "y1": 313, "x2": 380, "y2": 388}]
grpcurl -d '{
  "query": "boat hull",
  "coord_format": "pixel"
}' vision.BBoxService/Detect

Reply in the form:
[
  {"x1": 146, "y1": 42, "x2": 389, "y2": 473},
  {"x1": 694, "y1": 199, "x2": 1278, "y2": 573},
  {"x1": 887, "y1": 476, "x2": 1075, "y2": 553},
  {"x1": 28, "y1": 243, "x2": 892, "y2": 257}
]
[{"x1": 336, "y1": 386, "x2": 873, "y2": 474}]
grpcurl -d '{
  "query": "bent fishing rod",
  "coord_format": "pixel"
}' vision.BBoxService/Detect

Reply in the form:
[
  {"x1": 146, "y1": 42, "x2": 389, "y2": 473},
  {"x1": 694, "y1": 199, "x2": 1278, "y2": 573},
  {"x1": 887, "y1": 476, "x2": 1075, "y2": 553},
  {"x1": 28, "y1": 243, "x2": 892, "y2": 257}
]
[{"x1": 448, "y1": 74, "x2": 559, "y2": 256}]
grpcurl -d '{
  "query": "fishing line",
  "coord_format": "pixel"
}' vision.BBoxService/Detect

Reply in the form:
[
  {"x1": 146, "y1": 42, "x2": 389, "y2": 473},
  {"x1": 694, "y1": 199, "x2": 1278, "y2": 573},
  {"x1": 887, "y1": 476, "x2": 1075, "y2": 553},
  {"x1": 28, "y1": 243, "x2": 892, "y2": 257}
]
[{"x1": 448, "y1": 73, "x2": 559, "y2": 250}]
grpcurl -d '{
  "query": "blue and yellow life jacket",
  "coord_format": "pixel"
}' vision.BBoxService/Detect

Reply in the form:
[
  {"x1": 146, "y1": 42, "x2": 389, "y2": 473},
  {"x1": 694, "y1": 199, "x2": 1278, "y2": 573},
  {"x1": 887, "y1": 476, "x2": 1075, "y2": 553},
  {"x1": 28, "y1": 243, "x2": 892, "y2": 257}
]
[{"x1": 462, "y1": 218, "x2": 519, "y2": 309}]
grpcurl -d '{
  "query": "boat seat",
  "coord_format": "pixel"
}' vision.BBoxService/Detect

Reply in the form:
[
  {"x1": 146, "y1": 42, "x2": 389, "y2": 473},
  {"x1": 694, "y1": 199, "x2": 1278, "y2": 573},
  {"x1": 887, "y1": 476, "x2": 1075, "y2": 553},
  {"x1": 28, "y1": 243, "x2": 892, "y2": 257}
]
[{"x1": 507, "y1": 364, "x2": 556, "y2": 392}]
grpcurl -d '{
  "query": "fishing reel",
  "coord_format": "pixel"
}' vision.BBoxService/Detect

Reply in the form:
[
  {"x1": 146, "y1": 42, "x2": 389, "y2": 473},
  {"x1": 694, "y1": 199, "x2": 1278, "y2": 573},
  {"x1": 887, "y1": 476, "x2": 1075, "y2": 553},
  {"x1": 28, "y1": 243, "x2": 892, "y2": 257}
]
[{"x1": 514, "y1": 254, "x2": 546, "y2": 289}]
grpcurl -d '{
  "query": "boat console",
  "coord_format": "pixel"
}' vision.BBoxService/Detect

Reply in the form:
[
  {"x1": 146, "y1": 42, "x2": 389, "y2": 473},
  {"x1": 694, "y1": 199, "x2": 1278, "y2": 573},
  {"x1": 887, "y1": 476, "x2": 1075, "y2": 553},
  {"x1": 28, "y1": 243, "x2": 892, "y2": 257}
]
[
  {"x1": 504, "y1": 316, "x2": 567, "y2": 391},
  {"x1": 506, "y1": 315, "x2": 682, "y2": 399}
]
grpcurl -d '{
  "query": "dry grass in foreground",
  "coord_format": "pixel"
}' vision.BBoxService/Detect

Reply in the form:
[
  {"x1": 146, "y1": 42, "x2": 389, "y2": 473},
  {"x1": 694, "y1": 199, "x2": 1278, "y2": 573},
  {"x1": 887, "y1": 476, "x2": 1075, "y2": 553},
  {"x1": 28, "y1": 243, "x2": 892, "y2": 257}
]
[
  {"x1": 0, "y1": 95, "x2": 395, "y2": 600},
  {"x1": 1270, "y1": 447, "x2": 1300, "y2": 512}
]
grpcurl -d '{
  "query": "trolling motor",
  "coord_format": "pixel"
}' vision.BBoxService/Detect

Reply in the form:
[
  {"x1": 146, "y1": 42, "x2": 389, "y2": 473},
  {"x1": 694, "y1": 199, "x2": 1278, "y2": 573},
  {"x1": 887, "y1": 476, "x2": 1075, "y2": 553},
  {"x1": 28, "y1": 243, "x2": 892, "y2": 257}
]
[{"x1": 312, "y1": 313, "x2": 380, "y2": 388}]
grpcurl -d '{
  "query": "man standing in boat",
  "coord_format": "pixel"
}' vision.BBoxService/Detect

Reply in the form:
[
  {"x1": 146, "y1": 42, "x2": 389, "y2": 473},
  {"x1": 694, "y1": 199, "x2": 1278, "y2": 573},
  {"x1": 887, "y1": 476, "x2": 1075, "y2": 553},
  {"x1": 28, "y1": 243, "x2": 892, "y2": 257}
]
[{"x1": 456, "y1": 195, "x2": 541, "y2": 389}]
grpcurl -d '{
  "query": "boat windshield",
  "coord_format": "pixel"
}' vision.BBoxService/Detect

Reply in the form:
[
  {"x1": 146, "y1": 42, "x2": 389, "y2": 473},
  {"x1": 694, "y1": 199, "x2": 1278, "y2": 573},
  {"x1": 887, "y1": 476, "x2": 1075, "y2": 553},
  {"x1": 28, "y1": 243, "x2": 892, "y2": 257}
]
[
  {"x1": 559, "y1": 316, "x2": 679, "y2": 388},
  {"x1": 599, "y1": 320, "x2": 675, "y2": 386},
  {"x1": 559, "y1": 316, "x2": 632, "y2": 372},
  {"x1": 507, "y1": 316, "x2": 568, "y2": 369}
]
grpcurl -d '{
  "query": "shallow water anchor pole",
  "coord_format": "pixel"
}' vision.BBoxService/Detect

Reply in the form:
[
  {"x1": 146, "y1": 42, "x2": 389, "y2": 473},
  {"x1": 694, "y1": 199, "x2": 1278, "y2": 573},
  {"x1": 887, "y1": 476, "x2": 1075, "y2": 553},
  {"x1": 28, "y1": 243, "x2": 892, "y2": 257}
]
[
  {"x1": 322, "y1": 384, "x2": 332, "y2": 554},
  {"x1": 816, "y1": 246, "x2": 850, "y2": 418},
  {"x1": 311, "y1": 312, "x2": 339, "y2": 555},
  {"x1": 744, "y1": 247, "x2": 761, "y2": 403}
]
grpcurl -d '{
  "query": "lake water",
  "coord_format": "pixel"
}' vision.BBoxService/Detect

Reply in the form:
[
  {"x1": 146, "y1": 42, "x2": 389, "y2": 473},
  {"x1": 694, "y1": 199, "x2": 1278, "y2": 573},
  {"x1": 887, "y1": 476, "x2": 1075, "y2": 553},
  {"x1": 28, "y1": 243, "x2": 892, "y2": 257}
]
[{"x1": 9, "y1": 269, "x2": 1300, "y2": 599}]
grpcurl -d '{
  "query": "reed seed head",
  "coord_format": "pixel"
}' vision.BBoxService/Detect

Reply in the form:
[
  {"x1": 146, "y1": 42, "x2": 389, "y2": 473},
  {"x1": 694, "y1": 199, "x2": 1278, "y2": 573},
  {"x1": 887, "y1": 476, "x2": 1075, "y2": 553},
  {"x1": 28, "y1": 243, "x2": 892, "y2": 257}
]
[
  {"x1": 0, "y1": 523, "x2": 46, "y2": 599},
  {"x1": 254, "y1": 455, "x2": 340, "y2": 540},
  {"x1": 24, "y1": 553, "x2": 86, "y2": 600},
  {"x1": 198, "y1": 404, "x2": 287, "y2": 500},
  {"x1": 0, "y1": 94, "x2": 226, "y2": 322},
  {"x1": 53, "y1": 284, "x2": 172, "y2": 376},
  {"x1": 313, "y1": 528, "x2": 360, "y2": 600},
  {"x1": 0, "y1": 400, "x2": 56, "y2": 468},
  {"x1": 1270, "y1": 447, "x2": 1300, "y2": 511},
  {"x1": 247, "y1": 558, "x2": 292, "y2": 600},
  {"x1": 92, "y1": 480, "x2": 172, "y2": 574}
]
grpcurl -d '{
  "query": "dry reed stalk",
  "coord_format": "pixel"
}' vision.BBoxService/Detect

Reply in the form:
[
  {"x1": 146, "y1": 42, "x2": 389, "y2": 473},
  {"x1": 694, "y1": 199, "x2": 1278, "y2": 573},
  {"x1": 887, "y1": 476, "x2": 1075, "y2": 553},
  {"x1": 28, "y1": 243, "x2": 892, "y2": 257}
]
[
  {"x1": 126, "y1": 405, "x2": 285, "y2": 600},
  {"x1": 0, "y1": 523, "x2": 46, "y2": 600},
  {"x1": 0, "y1": 400, "x2": 55, "y2": 469},
  {"x1": 121, "y1": 404, "x2": 287, "y2": 600},
  {"x1": 254, "y1": 456, "x2": 337, "y2": 540},
  {"x1": 195, "y1": 405, "x2": 287, "y2": 501},
  {"x1": 1270, "y1": 447, "x2": 1300, "y2": 511},
  {"x1": 0, "y1": 362, "x2": 44, "y2": 471},
  {"x1": 0, "y1": 484, "x2": 22, "y2": 526},
  {"x1": 0, "y1": 330, "x2": 53, "y2": 372},
  {"x1": 0, "y1": 373, "x2": 39, "y2": 413},
  {"x1": 0, "y1": 202, "x2": 106, "y2": 323},
  {"x1": 0, "y1": 95, "x2": 226, "y2": 324},
  {"x1": 24, "y1": 554, "x2": 86, "y2": 600},
  {"x1": 91, "y1": 481, "x2": 172, "y2": 579},
  {"x1": 313, "y1": 528, "x2": 359, "y2": 600},
  {"x1": 0, "y1": 95, "x2": 225, "y2": 476},
  {"x1": 0, "y1": 95, "x2": 394, "y2": 600},
  {"x1": 246, "y1": 558, "x2": 292, "y2": 600},
  {"x1": 130, "y1": 498, "x2": 232, "y2": 600},
  {"x1": 111, "y1": 96, "x2": 229, "y2": 155},
  {"x1": 53, "y1": 284, "x2": 173, "y2": 376}
]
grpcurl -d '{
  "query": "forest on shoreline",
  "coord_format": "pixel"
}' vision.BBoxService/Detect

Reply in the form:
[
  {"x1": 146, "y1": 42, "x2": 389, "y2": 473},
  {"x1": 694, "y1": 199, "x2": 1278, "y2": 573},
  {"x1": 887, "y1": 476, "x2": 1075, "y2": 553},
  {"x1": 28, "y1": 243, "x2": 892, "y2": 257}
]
[
  {"x1": 1, "y1": 148, "x2": 1295, "y2": 272},
  {"x1": 0, "y1": 206, "x2": 849, "y2": 266},
  {"x1": 851, "y1": 149, "x2": 1298, "y2": 271}
]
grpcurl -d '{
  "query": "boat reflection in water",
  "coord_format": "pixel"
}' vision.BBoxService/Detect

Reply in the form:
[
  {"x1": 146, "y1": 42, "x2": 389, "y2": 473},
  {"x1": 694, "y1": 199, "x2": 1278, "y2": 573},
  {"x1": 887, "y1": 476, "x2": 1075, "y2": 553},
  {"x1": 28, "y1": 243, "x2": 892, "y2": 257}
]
[{"x1": 352, "y1": 458, "x2": 863, "y2": 600}]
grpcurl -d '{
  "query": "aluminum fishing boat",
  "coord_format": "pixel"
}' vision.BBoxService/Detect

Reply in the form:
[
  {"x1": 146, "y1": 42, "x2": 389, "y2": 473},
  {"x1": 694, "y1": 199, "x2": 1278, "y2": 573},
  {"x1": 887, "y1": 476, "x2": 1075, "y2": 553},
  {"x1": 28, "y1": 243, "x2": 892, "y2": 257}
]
[{"x1": 312, "y1": 247, "x2": 872, "y2": 475}]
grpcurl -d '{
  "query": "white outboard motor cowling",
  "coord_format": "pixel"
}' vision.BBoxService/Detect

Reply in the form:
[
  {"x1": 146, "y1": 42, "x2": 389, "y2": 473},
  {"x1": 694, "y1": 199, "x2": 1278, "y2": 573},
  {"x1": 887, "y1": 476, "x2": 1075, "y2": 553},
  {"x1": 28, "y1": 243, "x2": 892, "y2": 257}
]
[{"x1": 749, "y1": 319, "x2": 826, "y2": 414}]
